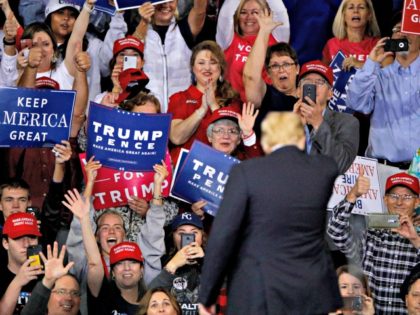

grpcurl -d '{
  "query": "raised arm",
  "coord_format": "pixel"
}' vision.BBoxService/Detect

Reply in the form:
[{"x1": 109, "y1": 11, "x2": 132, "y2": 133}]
[
  {"x1": 327, "y1": 168, "x2": 370, "y2": 263},
  {"x1": 70, "y1": 43, "x2": 91, "y2": 137},
  {"x1": 188, "y1": 0, "x2": 207, "y2": 38},
  {"x1": 267, "y1": 0, "x2": 289, "y2": 42},
  {"x1": 216, "y1": 0, "x2": 239, "y2": 50},
  {"x1": 64, "y1": 0, "x2": 95, "y2": 77},
  {"x1": 243, "y1": 9, "x2": 280, "y2": 107},
  {"x1": 62, "y1": 189, "x2": 104, "y2": 297}
]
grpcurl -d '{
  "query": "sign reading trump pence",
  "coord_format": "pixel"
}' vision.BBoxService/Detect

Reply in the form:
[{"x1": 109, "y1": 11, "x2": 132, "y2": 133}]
[
  {"x1": 87, "y1": 102, "x2": 171, "y2": 172},
  {"x1": 171, "y1": 141, "x2": 240, "y2": 216},
  {"x1": 0, "y1": 87, "x2": 75, "y2": 147},
  {"x1": 79, "y1": 152, "x2": 172, "y2": 210},
  {"x1": 402, "y1": 0, "x2": 420, "y2": 34},
  {"x1": 327, "y1": 156, "x2": 383, "y2": 215}
]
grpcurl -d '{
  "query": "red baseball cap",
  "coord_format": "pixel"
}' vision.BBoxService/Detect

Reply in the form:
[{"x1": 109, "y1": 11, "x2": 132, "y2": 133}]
[
  {"x1": 116, "y1": 68, "x2": 150, "y2": 103},
  {"x1": 113, "y1": 36, "x2": 144, "y2": 57},
  {"x1": 298, "y1": 60, "x2": 333, "y2": 86},
  {"x1": 207, "y1": 105, "x2": 241, "y2": 125},
  {"x1": 35, "y1": 76, "x2": 60, "y2": 90},
  {"x1": 385, "y1": 172, "x2": 420, "y2": 195},
  {"x1": 109, "y1": 241, "x2": 144, "y2": 265},
  {"x1": 3, "y1": 213, "x2": 42, "y2": 239}
]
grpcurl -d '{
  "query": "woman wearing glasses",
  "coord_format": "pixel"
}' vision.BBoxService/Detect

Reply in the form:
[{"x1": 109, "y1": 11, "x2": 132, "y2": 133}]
[{"x1": 168, "y1": 40, "x2": 241, "y2": 164}]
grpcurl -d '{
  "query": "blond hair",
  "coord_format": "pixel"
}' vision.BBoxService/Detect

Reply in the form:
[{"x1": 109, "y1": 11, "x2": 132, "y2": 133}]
[
  {"x1": 261, "y1": 112, "x2": 305, "y2": 151},
  {"x1": 332, "y1": 0, "x2": 380, "y2": 40},
  {"x1": 233, "y1": 0, "x2": 270, "y2": 36}
]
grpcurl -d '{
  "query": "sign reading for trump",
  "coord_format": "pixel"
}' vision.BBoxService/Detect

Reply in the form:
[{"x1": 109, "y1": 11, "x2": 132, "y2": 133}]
[
  {"x1": 402, "y1": 0, "x2": 420, "y2": 35},
  {"x1": 170, "y1": 141, "x2": 240, "y2": 216},
  {"x1": 0, "y1": 87, "x2": 75, "y2": 148},
  {"x1": 86, "y1": 102, "x2": 171, "y2": 172},
  {"x1": 79, "y1": 152, "x2": 172, "y2": 210}
]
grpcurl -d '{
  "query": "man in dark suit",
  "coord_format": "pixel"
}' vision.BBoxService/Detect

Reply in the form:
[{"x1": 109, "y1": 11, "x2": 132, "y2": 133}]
[{"x1": 198, "y1": 112, "x2": 342, "y2": 315}]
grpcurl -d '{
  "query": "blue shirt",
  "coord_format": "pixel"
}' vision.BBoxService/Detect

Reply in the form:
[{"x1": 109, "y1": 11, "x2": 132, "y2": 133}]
[{"x1": 346, "y1": 57, "x2": 420, "y2": 162}]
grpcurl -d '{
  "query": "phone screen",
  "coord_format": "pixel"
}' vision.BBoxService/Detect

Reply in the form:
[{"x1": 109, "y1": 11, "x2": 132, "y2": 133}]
[
  {"x1": 181, "y1": 233, "x2": 195, "y2": 248},
  {"x1": 303, "y1": 84, "x2": 316, "y2": 105},
  {"x1": 123, "y1": 56, "x2": 137, "y2": 71}
]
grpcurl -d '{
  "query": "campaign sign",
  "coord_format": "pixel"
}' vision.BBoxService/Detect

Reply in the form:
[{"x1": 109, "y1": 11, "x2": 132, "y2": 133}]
[
  {"x1": 328, "y1": 51, "x2": 356, "y2": 113},
  {"x1": 0, "y1": 87, "x2": 75, "y2": 148},
  {"x1": 87, "y1": 102, "x2": 171, "y2": 171},
  {"x1": 327, "y1": 156, "x2": 383, "y2": 215},
  {"x1": 63, "y1": 0, "x2": 116, "y2": 16},
  {"x1": 171, "y1": 141, "x2": 240, "y2": 216},
  {"x1": 79, "y1": 152, "x2": 172, "y2": 210},
  {"x1": 169, "y1": 148, "x2": 190, "y2": 204},
  {"x1": 115, "y1": 0, "x2": 172, "y2": 11},
  {"x1": 402, "y1": 0, "x2": 420, "y2": 35}
]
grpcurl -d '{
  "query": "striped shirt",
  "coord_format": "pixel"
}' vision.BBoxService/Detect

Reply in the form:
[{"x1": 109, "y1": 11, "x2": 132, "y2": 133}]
[{"x1": 327, "y1": 199, "x2": 420, "y2": 315}]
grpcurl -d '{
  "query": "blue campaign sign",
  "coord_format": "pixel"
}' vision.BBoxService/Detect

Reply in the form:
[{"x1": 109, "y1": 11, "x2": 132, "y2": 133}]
[
  {"x1": 0, "y1": 87, "x2": 75, "y2": 148},
  {"x1": 63, "y1": 0, "x2": 116, "y2": 15},
  {"x1": 171, "y1": 141, "x2": 240, "y2": 216},
  {"x1": 328, "y1": 51, "x2": 356, "y2": 113},
  {"x1": 115, "y1": 0, "x2": 172, "y2": 10},
  {"x1": 86, "y1": 102, "x2": 171, "y2": 171}
]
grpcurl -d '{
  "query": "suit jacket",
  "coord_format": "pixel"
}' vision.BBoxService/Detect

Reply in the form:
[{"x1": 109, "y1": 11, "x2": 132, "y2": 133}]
[
  {"x1": 198, "y1": 146, "x2": 342, "y2": 315},
  {"x1": 310, "y1": 107, "x2": 359, "y2": 175}
]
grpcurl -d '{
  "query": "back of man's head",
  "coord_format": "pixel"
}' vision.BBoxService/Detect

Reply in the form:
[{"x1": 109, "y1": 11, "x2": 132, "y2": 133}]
[{"x1": 261, "y1": 112, "x2": 305, "y2": 153}]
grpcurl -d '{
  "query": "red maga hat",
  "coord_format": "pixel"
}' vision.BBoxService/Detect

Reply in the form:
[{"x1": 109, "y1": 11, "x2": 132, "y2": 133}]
[
  {"x1": 298, "y1": 60, "x2": 333, "y2": 86},
  {"x1": 385, "y1": 172, "x2": 419, "y2": 195},
  {"x1": 113, "y1": 36, "x2": 144, "y2": 57},
  {"x1": 109, "y1": 241, "x2": 144, "y2": 265},
  {"x1": 3, "y1": 213, "x2": 42, "y2": 239}
]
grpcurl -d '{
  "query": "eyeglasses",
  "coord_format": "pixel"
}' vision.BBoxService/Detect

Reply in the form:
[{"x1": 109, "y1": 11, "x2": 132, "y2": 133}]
[
  {"x1": 212, "y1": 128, "x2": 240, "y2": 136},
  {"x1": 52, "y1": 289, "x2": 81, "y2": 298},
  {"x1": 267, "y1": 62, "x2": 295, "y2": 72},
  {"x1": 386, "y1": 193, "x2": 417, "y2": 202},
  {"x1": 300, "y1": 78, "x2": 329, "y2": 87}
]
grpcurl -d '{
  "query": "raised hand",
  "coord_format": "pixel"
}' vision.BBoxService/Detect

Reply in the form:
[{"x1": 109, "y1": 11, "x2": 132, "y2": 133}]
[
  {"x1": 255, "y1": 8, "x2": 283, "y2": 34},
  {"x1": 52, "y1": 140, "x2": 72, "y2": 164},
  {"x1": 40, "y1": 242, "x2": 74, "y2": 289},
  {"x1": 4, "y1": 12, "x2": 18, "y2": 42},
  {"x1": 128, "y1": 196, "x2": 150, "y2": 217},
  {"x1": 347, "y1": 166, "x2": 370, "y2": 203},
  {"x1": 138, "y1": 2, "x2": 155, "y2": 24},
  {"x1": 85, "y1": 156, "x2": 102, "y2": 184},
  {"x1": 191, "y1": 200, "x2": 206, "y2": 219},
  {"x1": 392, "y1": 214, "x2": 420, "y2": 248},
  {"x1": 73, "y1": 42, "x2": 91, "y2": 73},
  {"x1": 62, "y1": 189, "x2": 90, "y2": 221},
  {"x1": 237, "y1": 102, "x2": 258, "y2": 137},
  {"x1": 153, "y1": 160, "x2": 169, "y2": 185},
  {"x1": 28, "y1": 40, "x2": 43, "y2": 69}
]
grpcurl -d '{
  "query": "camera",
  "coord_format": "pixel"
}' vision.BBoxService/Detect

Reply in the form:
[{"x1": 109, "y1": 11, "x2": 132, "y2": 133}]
[
  {"x1": 181, "y1": 233, "x2": 195, "y2": 248},
  {"x1": 384, "y1": 39, "x2": 409, "y2": 52},
  {"x1": 366, "y1": 214, "x2": 400, "y2": 229},
  {"x1": 342, "y1": 296, "x2": 363, "y2": 312}
]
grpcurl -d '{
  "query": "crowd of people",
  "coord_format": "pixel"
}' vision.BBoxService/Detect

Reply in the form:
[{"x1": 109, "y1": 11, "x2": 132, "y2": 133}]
[{"x1": 0, "y1": 0, "x2": 418, "y2": 314}]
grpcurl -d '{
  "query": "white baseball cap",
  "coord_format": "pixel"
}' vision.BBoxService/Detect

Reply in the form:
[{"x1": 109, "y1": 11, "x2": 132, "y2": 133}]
[{"x1": 45, "y1": 0, "x2": 81, "y2": 18}]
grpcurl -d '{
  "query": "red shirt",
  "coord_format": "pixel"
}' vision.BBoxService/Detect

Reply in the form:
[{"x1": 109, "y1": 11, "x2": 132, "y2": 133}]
[
  {"x1": 322, "y1": 36, "x2": 379, "y2": 64},
  {"x1": 168, "y1": 85, "x2": 242, "y2": 164},
  {"x1": 224, "y1": 33, "x2": 277, "y2": 101}
]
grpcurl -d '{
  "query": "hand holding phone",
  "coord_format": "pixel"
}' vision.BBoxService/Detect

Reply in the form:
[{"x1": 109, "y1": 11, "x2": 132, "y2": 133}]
[
  {"x1": 384, "y1": 38, "x2": 409, "y2": 52},
  {"x1": 27, "y1": 245, "x2": 43, "y2": 267},
  {"x1": 302, "y1": 84, "x2": 316, "y2": 105},
  {"x1": 342, "y1": 296, "x2": 363, "y2": 312}
]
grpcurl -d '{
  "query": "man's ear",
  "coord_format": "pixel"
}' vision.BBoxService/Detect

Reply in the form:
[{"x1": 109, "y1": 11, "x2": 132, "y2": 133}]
[{"x1": 2, "y1": 238, "x2": 9, "y2": 251}]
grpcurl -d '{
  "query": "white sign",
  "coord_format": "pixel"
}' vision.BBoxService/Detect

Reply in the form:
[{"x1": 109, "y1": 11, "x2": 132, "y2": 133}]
[{"x1": 327, "y1": 156, "x2": 383, "y2": 215}]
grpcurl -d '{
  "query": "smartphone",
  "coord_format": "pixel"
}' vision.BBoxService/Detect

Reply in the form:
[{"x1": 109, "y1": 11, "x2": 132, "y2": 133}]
[
  {"x1": 342, "y1": 296, "x2": 363, "y2": 311},
  {"x1": 26, "y1": 207, "x2": 41, "y2": 220},
  {"x1": 20, "y1": 39, "x2": 33, "y2": 50},
  {"x1": 27, "y1": 245, "x2": 43, "y2": 267},
  {"x1": 181, "y1": 233, "x2": 195, "y2": 248},
  {"x1": 366, "y1": 214, "x2": 400, "y2": 229},
  {"x1": 384, "y1": 38, "x2": 409, "y2": 52},
  {"x1": 302, "y1": 84, "x2": 316, "y2": 105},
  {"x1": 123, "y1": 56, "x2": 137, "y2": 71}
]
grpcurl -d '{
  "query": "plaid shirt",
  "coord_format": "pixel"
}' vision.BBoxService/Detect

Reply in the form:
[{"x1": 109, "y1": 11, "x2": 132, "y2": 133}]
[{"x1": 327, "y1": 199, "x2": 420, "y2": 315}]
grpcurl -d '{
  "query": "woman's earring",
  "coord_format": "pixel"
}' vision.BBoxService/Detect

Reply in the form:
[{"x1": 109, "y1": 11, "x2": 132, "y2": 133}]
[{"x1": 218, "y1": 75, "x2": 223, "y2": 83}]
